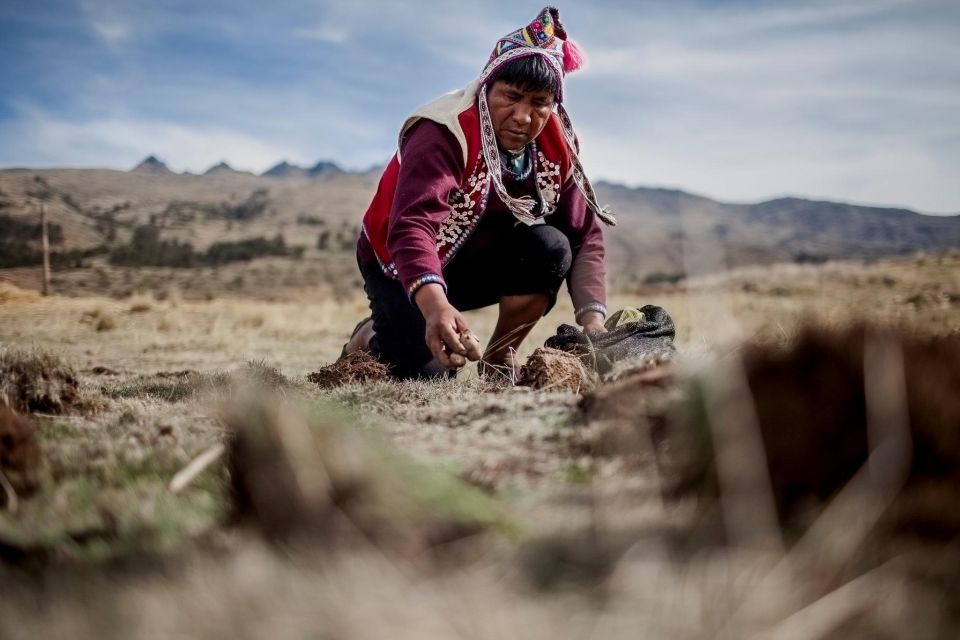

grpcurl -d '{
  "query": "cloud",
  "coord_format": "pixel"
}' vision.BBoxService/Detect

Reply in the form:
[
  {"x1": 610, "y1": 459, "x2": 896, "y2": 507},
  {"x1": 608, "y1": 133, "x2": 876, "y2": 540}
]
[
  {"x1": 613, "y1": 0, "x2": 916, "y2": 39},
  {"x1": 579, "y1": 116, "x2": 960, "y2": 213},
  {"x1": 79, "y1": 0, "x2": 139, "y2": 48},
  {"x1": 1, "y1": 0, "x2": 957, "y2": 212},
  {"x1": 0, "y1": 104, "x2": 304, "y2": 174},
  {"x1": 293, "y1": 25, "x2": 348, "y2": 43},
  {"x1": 90, "y1": 20, "x2": 131, "y2": 46},
  {"x1": 564, "y1": 0, "x2": 960, "y2": 212}
]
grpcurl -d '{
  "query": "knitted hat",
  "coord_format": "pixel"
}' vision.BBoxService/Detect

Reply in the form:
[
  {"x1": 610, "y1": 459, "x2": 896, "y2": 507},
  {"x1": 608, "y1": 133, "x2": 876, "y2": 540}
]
[{"x1": 478, "y1": 6, "x2": 585, "y2": 103}]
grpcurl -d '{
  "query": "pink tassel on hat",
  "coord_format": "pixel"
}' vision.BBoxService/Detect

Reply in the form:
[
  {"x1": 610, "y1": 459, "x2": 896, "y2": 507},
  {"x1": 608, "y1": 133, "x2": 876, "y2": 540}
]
[{"x1": 563, "y1": 39, "x2": 585, "y2": 73}]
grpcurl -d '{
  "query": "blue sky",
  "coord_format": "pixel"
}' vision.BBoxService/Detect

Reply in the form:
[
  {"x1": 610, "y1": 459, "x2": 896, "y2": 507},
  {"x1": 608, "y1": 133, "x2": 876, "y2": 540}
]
[{"x1": 1, "y1": 0, "x2": 959, "y2": 213}]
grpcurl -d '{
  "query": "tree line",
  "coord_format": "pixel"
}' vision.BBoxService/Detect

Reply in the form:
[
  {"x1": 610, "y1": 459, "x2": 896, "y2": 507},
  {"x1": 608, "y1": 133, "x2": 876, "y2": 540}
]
[{"x1": 109, "y1": 226, "x2": 303, "y2": 268}]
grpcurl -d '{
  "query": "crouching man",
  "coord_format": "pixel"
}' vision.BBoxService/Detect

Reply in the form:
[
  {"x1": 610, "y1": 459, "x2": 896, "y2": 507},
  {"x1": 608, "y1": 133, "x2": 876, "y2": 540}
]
[{"x1": 345, "y1": 6, "x2": 615, "y2": 379}]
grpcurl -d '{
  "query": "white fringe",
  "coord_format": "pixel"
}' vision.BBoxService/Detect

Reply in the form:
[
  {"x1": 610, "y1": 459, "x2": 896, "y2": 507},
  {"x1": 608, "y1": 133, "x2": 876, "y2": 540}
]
[
  {"x1": 557, "y1": 104, "x2": 617, "y2": 227},
  {"x1": 479, "y1": 89, "x2": 541, "y2": 225}
]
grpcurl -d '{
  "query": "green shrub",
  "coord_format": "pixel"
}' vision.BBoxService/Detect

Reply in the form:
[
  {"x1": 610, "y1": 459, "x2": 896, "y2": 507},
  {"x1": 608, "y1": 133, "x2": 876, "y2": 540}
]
[
  {"x1": 109, "y1": 226, "x2": 297, "y2": 267},
  {"x1": 110, "y1": 226, "x2": 197, "y2": 267},
  {"x1": 0, "y1": 214, "x2": 64, "y2": 244}
]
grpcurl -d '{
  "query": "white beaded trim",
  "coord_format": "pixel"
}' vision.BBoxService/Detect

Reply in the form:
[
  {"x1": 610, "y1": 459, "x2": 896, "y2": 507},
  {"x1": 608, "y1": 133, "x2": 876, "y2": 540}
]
[
  {"x1": 408, "y1": 273, "x2": 446, "y2": 299},
  {"x1": 575, "y1": 302, "x2": 607, "y2": 324}
]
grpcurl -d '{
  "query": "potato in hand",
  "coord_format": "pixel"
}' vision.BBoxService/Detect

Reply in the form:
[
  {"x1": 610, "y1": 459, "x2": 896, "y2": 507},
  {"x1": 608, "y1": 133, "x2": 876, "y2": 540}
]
[{"x1": 459, "y1": 331, "x2": 483, "y2": 361}]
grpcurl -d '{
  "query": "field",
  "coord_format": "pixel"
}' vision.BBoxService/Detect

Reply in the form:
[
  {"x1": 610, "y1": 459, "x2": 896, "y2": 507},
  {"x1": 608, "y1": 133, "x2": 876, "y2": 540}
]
[{"x1": 1, "y1": 252, "x2": 959, "y2": 639}]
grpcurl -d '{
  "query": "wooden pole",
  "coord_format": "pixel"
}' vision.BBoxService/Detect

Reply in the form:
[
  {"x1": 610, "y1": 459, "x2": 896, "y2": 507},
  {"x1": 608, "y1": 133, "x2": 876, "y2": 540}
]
[{"x1": 41, "y1": 203, "x2": 51, "y2": 296}]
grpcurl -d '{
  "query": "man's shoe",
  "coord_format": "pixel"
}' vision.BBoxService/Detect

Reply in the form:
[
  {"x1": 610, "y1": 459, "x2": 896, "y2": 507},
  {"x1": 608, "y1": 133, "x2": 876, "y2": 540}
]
[{"x1": 340, "y1": 316, "x2": 373, "y2": 359}]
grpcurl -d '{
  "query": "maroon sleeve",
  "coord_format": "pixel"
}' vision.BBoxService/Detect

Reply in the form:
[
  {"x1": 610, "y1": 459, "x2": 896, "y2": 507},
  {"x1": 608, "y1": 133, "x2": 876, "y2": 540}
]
[
  {"x1": 553, "y1": 179, "x2": 608, "y2": 321},
  {"x1": 387, "y1": 120, "x2": 464, "y2": 298}
]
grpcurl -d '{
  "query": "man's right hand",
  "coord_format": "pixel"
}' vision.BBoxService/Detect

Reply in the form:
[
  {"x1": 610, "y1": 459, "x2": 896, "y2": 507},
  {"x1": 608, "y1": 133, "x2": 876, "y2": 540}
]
[{"x1": 414, "y1": 283, "x2": 469, "y2": 369}]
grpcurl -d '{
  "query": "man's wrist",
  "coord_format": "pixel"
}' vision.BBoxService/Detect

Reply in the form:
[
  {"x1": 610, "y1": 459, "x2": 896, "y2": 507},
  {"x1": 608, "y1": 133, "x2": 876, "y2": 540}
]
[
  {"x1": 575, "y1": 302, "x2": 607, "y2": 325},
  {"x1": 413, "y1": 282, "x2": 449, "y2": 315},
  {"x1": 407, "y1": 273, "x2": 446, "y2": 300},
  {"x1": 579, "y1": 311, "x2": 605, "y2": 328}
]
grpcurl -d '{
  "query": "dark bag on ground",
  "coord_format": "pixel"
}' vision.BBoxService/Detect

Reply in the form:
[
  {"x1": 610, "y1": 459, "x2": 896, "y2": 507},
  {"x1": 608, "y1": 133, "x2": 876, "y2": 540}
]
[{"x1": 544, "y1": 305, "x2": 676, "y2": 374}]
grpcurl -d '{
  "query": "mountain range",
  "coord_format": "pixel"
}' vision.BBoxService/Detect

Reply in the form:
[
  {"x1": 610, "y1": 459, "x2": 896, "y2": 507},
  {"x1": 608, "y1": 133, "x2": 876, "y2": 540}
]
[
  {"x1": 2, "y1": 157, "x2": 958, "y2": 288},
  {"x1": 132, "y1": 155, "x2": 354, "y2": 179}
]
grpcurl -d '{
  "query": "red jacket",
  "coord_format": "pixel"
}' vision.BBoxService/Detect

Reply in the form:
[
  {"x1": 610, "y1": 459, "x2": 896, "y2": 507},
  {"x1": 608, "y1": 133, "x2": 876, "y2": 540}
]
[{"x1": 358, "y1": 98, "x2": 608, "y2": 320}]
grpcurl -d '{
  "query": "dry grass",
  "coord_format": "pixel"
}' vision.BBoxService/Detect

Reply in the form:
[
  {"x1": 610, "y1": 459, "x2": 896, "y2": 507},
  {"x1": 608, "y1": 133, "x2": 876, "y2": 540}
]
[
  {"x1": 0, "y1": 294, "x2": 356, "y2": 374},
  {"x1": 1, "y1": 256, "x2": 361, "y2": 302},
  {"x1": 127, "y1": 295, "x2": 154, "y2": 314},
  {"x1": 0, "y1": 279, "x2": 40, "y2": 304},
  {"x1": 0, "y1": 347, "x2": 82, "y2": 413},
  {"x1": 0, "y1": 253, "x2": 958, "y2": 638}
]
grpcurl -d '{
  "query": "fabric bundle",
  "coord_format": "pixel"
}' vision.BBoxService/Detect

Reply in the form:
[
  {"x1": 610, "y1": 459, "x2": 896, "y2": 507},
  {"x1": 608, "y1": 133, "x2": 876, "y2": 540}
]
[{"x1": 545, "y1": 305, "x2": 676, "y2": 374}]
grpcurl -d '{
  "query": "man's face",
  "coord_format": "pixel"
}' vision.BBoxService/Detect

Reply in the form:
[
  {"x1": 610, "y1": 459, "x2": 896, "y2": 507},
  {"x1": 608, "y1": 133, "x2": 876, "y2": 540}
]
[{"x1": 486, "y1": 80, "x2": 556, "y2": 152}]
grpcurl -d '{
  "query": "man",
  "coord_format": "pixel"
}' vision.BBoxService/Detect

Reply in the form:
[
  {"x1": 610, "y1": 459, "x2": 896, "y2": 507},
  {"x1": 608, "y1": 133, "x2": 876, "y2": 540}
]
[{"x1": 346, "y1": 6, "x2": 616, "y2": 379}]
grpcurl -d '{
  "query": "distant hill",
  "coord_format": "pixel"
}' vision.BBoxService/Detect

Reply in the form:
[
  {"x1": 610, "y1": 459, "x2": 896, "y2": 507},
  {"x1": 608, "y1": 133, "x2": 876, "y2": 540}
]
[
  {"x1": 593, "y1": 182, "x2": 960, "y2": 286},
  {"x1": 203, "y1": 161, "x2": 253, "y2": 176},
  {"x1": 261, "y1": 161, "x2": 310, "y2": 179},
  {"x1": 134, "y1": 155, "x2": 353, "y2": 179},
  {"x1": 131, "y1": 155, "x2": 172, "y2": 174},
  {"x1": 307, "y1": 160, "x2": 343, "y2": 178},
  {"x1": 259, "y1": 160, "x2": 344, "y2": 179},
  {"x1": 1, "y1": 166, "x2": 957, "y2": 288}
]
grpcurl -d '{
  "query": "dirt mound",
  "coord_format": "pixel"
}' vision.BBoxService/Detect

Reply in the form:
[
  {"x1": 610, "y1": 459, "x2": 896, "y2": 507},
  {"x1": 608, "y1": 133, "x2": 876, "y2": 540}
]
[
  {"x1": 0, "y1": 348, "x2": 80, "y2": 413},
  {"x1": 517, "y1": 347, "x2": 592, "y2": 393},
  {"x1": 0, "y1": 280, "x2": 40, "y2": 305},
  {"x1": 678, "y1": 324, "x2": 960, "y2": 539},
  {"x1": 307, "y1": 351, "x2": 389, "y2": 388},
  {"x1": 577, "y1": 363, "x2": 677, "y2": 461},
  {"x1": 0, "y1": 407, "x2": 40, "y2": 509},
  {"x1": 226, "y1": 395, "x2": 504, "y2": 554},
  {"x1": 581, "y1": 363, "x2": 676, "y2": 421},
  {"x1": 227, "y1": 398, "x2": 367, "y2": 542}
]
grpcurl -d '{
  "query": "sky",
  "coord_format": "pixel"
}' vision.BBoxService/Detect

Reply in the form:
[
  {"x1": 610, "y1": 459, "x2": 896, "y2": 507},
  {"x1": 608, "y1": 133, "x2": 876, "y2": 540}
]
[{"x1": 1, "y1": 0, "x2": 959, "y2": 213}]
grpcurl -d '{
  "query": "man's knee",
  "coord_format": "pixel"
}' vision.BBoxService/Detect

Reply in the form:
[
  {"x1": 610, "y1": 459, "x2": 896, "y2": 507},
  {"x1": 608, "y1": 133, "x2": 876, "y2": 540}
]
[{"x1": 518, "y1": 225, "x2": 572, "y2": 278}]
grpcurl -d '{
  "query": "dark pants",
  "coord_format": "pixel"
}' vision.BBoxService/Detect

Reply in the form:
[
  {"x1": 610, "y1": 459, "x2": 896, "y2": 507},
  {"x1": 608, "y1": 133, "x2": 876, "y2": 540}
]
[{"x1": 360, "y1": 224, "x2": 573, "y2": 379}]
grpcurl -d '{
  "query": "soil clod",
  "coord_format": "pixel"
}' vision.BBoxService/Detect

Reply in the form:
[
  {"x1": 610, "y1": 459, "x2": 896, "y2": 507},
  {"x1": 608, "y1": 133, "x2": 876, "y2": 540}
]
[
  {"x1": 517, "y1": 347, "x2": 592, "y2": 393},
  {"x1": 225, "y1": 396, "x2": 503, "y2": 553},
  {"x1": 0, "y1": 406, "x2": 41, "y2": 508},
  {"x1": 676, "y1": 324, "x2": 960, "y2": 539},
  {"x1": 307, "y1": 351, "x2": 389, "y2": 388}
]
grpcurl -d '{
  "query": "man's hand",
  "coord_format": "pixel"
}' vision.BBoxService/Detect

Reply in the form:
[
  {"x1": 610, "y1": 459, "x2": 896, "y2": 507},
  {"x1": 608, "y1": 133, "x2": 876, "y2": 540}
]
[
  {"x1": 580, "y1": 310, "x2": 607, "y2": 336},
  {"x1": 414, "y1": 283, "x2": 469, "y2": 368}
]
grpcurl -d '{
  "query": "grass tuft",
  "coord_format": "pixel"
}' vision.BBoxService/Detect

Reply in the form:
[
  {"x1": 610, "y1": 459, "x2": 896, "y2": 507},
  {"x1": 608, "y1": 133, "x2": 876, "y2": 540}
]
[
  {"x1": 0, "y1": 347, "x2": 82, "y2": 413},
  {"x1": 241, "y1": 360, "x2": 289, "y2": 389}
]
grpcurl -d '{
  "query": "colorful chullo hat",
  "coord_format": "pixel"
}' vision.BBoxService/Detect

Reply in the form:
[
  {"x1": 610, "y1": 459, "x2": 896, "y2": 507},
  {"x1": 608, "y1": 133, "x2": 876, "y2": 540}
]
[{"x1": 475, "y1": 6, "x2": 615, "y2": 226}]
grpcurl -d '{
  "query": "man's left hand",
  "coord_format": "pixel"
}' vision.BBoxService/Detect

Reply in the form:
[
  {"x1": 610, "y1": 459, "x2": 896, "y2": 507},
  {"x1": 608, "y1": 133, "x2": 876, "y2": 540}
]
[{"x1": 580, "y1": 311, "x2": 607, "y2": 335}]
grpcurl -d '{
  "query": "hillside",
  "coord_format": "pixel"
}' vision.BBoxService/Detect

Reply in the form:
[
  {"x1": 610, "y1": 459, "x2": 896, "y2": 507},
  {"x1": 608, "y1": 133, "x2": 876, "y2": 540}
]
[
  {"x1": 595, "y1": 182, "x2": 960, "y2": 287},
  {"x1": 2, "y1": 162, "x2": 959, "y2": 291}
]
